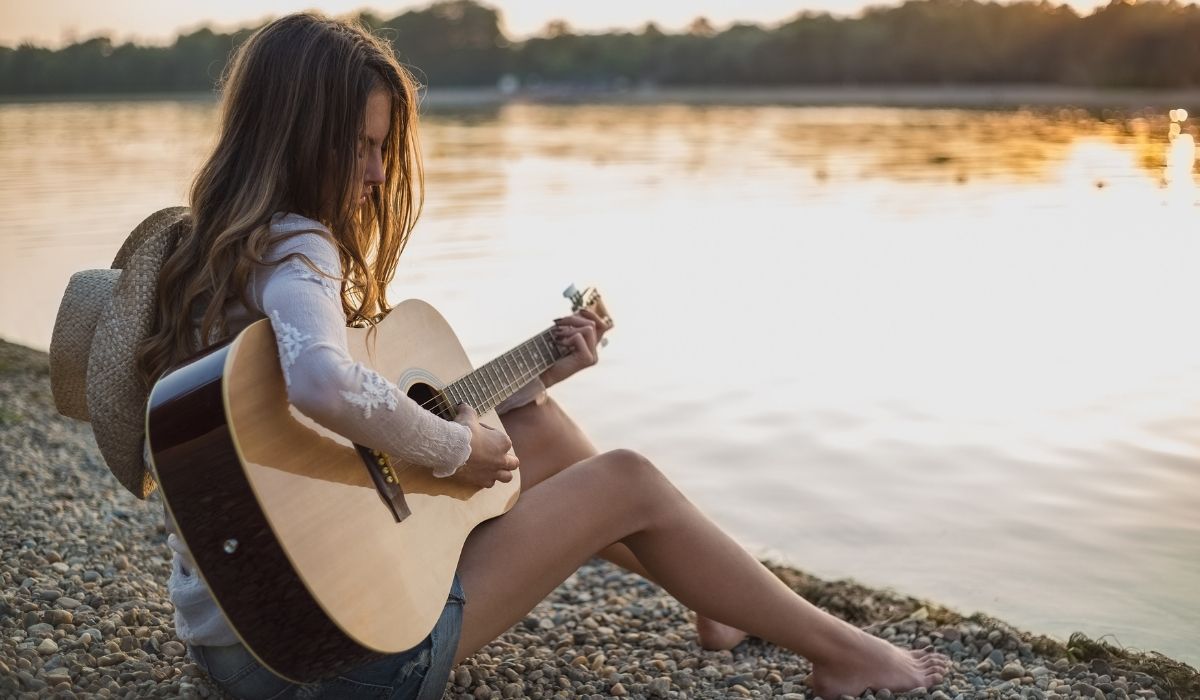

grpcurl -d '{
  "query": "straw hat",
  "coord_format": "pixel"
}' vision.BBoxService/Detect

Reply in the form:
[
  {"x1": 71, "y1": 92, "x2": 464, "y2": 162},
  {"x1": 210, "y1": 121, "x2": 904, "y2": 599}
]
[{"x1": 50, "y1": 207, "x2": 191, "y2": 499}]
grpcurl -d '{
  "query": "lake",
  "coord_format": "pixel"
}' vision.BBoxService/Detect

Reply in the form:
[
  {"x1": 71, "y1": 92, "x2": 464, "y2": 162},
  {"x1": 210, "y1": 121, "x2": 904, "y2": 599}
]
[{"x1": 1, "y1": 92, "x2": 1197, "y2": 665}]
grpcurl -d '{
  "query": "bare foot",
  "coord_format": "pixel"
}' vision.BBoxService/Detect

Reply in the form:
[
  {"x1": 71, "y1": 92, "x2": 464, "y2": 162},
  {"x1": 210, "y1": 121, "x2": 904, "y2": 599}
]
[
  {"x1": 695, "y1": 615, "x2": 748, "y2": 651},
  {"x1": 807, "y1": 629, "x2": 951, "y2": 699}
]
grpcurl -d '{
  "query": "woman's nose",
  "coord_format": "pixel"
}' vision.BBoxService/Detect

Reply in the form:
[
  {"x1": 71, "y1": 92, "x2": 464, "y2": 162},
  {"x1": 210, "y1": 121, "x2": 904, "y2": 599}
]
[{"x1": 365, "y1": 153, "x2": 385, "y2": 186}]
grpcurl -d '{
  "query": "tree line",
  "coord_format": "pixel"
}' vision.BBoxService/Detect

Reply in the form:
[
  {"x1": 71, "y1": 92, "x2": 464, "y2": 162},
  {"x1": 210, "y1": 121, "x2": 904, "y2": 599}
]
[{"x1": 3, "y1": 0, "x2": 1200, "y2": 95}]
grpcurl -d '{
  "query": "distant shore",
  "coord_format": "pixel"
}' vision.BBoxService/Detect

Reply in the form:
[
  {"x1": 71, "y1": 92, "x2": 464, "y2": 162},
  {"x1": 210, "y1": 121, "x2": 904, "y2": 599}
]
[
  {"x1": 0, "y1": 337, "x2": 1195, "y2": 699},
  {"x1": 4, "y1": 85, "x2": 1200, "y2": 110}
]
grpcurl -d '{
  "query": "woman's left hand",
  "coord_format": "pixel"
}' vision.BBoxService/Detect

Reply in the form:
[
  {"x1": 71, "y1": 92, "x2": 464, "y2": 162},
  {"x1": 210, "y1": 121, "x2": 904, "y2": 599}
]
[{"x1": 541, "y1": 309, "x2": 613, "y2": 389}]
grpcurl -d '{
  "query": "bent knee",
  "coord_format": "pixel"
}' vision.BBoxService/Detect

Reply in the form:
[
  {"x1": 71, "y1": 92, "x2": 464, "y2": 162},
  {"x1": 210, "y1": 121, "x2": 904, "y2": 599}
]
[{"x1": 596, "y1": 448, "x2": 666, "y2": 485}]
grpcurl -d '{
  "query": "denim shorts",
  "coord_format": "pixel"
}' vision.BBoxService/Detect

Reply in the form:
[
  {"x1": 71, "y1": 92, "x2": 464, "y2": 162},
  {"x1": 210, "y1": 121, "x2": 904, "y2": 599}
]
[{"x1": 189, "y1": 575, "x2": 466, "y2": 700}]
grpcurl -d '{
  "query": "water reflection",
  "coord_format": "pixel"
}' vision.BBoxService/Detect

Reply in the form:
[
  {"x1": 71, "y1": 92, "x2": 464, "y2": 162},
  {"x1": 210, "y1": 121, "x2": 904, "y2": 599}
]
[{"x1": 1, "y1": 98, "x2": 1198, "y2": 665}]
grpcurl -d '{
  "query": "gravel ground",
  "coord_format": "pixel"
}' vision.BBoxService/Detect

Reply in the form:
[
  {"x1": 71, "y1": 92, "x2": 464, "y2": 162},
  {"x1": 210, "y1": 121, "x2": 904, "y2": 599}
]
[{"x1": 1, "y1": 338, "x2": 1195, "y2": 700}]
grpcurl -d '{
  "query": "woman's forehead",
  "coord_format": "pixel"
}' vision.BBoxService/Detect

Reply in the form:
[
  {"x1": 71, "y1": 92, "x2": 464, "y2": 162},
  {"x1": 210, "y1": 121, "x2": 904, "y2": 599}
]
[{"x1": 364, "y1": 90, "x2": 391, "y2": 142}]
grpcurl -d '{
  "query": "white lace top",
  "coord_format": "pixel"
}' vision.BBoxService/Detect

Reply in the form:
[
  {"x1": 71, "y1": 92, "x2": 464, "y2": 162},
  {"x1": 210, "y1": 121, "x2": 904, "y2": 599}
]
[{"x1": 160, "y1": 212, "x2": 544, "y2": 646}]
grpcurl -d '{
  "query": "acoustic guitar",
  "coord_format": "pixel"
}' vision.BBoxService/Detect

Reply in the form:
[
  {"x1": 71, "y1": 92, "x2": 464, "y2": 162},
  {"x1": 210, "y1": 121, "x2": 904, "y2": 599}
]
[{"x1": 145, "y1": 285, "x2": 610, "y2": 682}]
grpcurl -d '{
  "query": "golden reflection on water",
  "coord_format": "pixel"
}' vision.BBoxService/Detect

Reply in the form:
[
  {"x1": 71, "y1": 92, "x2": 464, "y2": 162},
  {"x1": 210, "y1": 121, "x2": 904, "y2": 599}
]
[{"x1": 1, "y1": 99, "x2": 1198, "y2": 665}]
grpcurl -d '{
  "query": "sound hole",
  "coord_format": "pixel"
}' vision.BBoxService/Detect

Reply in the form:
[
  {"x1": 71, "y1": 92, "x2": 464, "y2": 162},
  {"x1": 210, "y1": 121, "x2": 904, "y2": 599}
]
[{"x1": 406, "y1": 382, "x2": 453, "y2": 420}]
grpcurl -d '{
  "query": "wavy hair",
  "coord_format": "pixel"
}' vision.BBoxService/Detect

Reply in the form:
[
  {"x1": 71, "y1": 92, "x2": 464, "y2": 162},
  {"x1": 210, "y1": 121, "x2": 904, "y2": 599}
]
[{"x1": 137, "y1": 12, "x2": 423, "y2": 387}]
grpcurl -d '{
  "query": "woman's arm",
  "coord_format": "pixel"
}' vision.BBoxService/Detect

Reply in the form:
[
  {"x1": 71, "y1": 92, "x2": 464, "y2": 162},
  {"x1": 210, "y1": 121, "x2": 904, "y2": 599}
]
[{"x1": 255, "y1": 228, "x2": 471, "y2": 477}]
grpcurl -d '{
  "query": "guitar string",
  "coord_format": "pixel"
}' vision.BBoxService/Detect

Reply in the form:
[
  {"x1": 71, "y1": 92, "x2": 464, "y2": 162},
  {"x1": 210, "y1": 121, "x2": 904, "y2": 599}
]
[
  {"x1": 414, "y1": 330, "x2": 566, "y2": 415},
  {"x1": 419, "y1": 297, "x2": 602, "y2": 414},
  {"x1": 437, "y1": 333, "x2": 563, "y2": 413},
  {"x1": 438, "y1": 360, "x2": 548, "y2": 417}
]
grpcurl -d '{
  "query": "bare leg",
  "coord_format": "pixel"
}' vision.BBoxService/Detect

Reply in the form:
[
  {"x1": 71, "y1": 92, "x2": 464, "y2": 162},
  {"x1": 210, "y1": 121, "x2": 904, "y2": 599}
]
[
  {"x1": 499, "y1": 398, "x2": 747, "y2": 650},
  {"x1": 454, "y1": 448, "x2": 950, "y2": 698}
]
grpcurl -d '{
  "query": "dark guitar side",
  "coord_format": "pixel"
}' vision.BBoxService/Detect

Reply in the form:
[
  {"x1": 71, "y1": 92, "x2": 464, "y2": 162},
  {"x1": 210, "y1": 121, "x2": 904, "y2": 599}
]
[{"x1": 145, "y1": 340, "x2": 384, "y2": 682}]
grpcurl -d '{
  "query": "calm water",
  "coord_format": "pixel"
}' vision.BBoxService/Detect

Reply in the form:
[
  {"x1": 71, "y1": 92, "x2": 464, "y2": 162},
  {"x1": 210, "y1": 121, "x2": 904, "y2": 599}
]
[{"x1": 2, "y1": 97, "x2": 1198, "y2": 665}]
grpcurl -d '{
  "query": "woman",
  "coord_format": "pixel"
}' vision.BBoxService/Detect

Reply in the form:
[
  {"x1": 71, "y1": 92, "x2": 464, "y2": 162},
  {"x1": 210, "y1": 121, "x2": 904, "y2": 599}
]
[{"x1": 139, "y1": 12, "x2": 951, "y2": 700}]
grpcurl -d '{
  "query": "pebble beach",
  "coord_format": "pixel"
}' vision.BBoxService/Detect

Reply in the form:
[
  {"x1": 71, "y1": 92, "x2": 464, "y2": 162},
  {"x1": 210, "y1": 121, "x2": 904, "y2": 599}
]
[{"x1": 1, "y1": 338, "x2": 1195, "y2": 700}]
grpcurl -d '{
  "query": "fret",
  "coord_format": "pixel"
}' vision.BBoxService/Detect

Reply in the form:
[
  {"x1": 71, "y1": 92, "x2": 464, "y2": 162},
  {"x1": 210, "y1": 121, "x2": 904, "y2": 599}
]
[
  {"x1": 497, "y1": 353, "x2": 512, "y2": 389},
  {"x1": 468, "y1": 374, "x2": 484, "y2": 407},
  {"x1": 526, "y1": 340, "x2": 544, "y2": 374},
  {"x1": 482, "y1": 364, "x2": 499, "y2": 404},
  {"x1": 537, "y1": 333, "x2": 556, "y2": 365},
  {"x1": 502, "y1": 352, "x2": 520, "y2": 390},
  {"x1": 487, "y1": 363, "x2": 504, "y2": 411},
  {"x1": 533, "y1": 336, "x2": 546, "y2": 366},
  {"x1": 520, "y1": 342, "x2": 536, "y2": 376},
  {"x1": 473, "y1": 366, "x2": 488, "y2": 407},
  {"x1": 522, "y1": 344, "x2": 539, "y2": 382},
  {"x1": 472, "y1": 372, "x2": 486, "y2": 413}
]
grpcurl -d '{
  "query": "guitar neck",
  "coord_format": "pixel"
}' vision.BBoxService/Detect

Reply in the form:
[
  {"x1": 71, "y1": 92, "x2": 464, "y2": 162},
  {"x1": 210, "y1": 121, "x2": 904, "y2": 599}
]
[{"x1": 442, "y1": 328, "x2": 564, "y2": 414}]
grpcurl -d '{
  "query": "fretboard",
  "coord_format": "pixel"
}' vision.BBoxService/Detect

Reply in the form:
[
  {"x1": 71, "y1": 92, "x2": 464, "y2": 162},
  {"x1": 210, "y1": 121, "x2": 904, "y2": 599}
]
[{"x1": 441, "y1": 328, "x2": 565, "y2": 414}]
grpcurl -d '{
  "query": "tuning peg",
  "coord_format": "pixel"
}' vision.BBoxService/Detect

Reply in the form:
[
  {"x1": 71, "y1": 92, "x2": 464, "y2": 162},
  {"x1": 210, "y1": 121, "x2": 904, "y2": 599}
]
[{"x1": 562, "y1": 284, "x2": 579, "y2": 300}]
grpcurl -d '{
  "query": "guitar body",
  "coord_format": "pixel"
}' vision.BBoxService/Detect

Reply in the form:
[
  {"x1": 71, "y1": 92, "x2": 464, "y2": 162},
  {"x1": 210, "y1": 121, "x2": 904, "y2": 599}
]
[{"x1": 146, "y1": 299, "x2": 520, "y2": 682}]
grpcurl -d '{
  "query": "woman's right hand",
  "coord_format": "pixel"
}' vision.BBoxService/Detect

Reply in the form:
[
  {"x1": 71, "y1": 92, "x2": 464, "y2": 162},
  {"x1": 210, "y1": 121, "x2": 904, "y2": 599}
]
[{"x1": 452, "y1": 403, "x2": 519, "y2": 488}]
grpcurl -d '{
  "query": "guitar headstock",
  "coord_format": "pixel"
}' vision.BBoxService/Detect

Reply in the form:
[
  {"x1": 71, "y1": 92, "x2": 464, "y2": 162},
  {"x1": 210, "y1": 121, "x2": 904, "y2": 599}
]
[{"x1": 563, "y1": 284, "x2": 612, "y2": 326}]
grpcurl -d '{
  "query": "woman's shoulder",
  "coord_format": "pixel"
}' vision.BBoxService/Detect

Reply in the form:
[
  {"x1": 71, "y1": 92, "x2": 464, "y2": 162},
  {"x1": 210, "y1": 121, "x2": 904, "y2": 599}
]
[
  {"x1": 264, "y1": 212, "x2": 339, "y2": 263},
  {"x1": 270, "y1": 211, "x2": 332, "y2": 235}
]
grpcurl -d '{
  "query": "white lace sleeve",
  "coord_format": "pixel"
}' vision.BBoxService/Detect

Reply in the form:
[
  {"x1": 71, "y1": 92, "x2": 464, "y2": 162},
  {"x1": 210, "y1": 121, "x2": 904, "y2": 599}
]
[{"x1": 253, "y1": 216, "x2": 472, "y2": 477}]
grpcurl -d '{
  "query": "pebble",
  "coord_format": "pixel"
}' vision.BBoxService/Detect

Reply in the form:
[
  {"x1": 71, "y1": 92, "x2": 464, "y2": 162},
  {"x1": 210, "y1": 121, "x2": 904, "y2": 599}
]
[{"x1": 0, "y1": 338, "x2": 1188, "y2": 700}]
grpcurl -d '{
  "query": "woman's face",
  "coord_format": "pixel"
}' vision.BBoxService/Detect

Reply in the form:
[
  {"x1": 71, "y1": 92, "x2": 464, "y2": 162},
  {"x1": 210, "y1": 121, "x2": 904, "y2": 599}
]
[{"x1": 357, "y1": 88, "x2": 391, "y2": 205}]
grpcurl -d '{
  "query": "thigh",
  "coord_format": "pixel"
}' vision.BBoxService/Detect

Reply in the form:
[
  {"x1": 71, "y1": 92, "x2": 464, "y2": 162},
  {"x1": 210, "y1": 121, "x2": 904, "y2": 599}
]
[
  {"x1": 454, "y1": 449, "x2": 670, "y2": 661},
  {"x1": 499, "y1": 396, "x2": 600, "y2": 491}
]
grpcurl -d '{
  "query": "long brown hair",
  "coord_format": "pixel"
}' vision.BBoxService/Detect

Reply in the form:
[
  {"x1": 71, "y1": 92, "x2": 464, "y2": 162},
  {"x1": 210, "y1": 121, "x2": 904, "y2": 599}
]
[{"x1": 137, "y1": 12, "x2": 423, "y2": 387}]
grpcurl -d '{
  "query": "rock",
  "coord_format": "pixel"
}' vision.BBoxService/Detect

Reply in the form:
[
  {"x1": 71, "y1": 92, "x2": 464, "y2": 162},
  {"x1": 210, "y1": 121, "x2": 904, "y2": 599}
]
[
  {"x1": 647, "y1": 677, "x2": 670, "y2": 697},
  {"x1": 1001, "y1": 662, "x2": 1025, "y2": 680},
  {"x1": 57, "y1": 597, "x2": 81, "y2": 609},
  {"x1": 160, "y1": 641, "x2": 185, "y2": 658},
  {"x1": 97, "y1": 653, "x2": 127, "y2": 667},
  {"x1": 610, "y1": 682, "x2": 627, "y2": 696},
  {"x1": 44, "y1": 609, "x2": 72, "y2": 625},
  {"x1": 37, "y1": 638, "x2": 59, "y2": 654}
]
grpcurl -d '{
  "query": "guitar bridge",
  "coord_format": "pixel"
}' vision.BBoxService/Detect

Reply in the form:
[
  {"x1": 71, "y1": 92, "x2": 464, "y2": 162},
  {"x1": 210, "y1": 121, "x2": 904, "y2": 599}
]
[{"x1": 355, "y1": 445, "x2": 412, "y2": 523}]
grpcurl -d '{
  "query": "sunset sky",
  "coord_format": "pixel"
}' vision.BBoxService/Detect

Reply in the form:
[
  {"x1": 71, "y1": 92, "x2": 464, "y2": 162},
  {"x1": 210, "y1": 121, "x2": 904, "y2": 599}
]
[{"x1": 2, "y1": 0, "x2": 1116, "y2": 48}]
